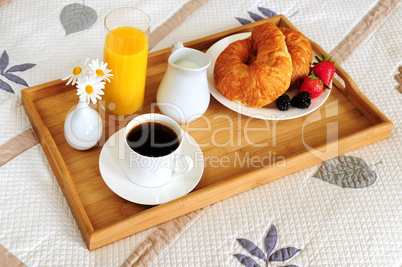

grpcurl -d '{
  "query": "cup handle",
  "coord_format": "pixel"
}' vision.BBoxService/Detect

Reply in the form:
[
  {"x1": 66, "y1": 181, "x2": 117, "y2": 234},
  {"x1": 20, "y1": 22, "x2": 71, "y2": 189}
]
[
  {"x1": 172, "y1": 154, "x2": 194, "y2": 177},
  {"x1": 171, "y1": 41, "x2": 184, "y2": 53}
]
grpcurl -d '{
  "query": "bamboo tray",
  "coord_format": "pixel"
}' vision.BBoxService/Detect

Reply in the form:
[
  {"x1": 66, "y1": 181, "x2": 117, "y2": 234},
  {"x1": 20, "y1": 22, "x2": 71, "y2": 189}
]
[{"x1": 21, "y1": 15, "x2": 393, "y2": 250}]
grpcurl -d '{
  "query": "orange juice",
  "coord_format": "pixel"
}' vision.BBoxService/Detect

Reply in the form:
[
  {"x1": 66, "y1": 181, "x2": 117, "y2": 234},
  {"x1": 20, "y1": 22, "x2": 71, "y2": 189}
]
[{"x1": 103, "y1": 26, "x2": 148, "y2": 115}]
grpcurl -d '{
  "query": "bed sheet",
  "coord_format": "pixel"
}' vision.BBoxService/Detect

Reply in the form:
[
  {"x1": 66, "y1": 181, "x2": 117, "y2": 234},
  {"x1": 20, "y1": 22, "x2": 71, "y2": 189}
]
[{"x1": 0, "y1": 0, "x2": 401, "y2": 266}]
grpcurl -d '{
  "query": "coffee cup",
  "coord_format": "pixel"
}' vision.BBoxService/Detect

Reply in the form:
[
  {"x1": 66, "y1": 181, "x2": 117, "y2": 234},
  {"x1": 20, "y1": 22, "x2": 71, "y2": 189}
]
[{"x1": 123, "y1": 113, "x2": 194, "y2": 187}]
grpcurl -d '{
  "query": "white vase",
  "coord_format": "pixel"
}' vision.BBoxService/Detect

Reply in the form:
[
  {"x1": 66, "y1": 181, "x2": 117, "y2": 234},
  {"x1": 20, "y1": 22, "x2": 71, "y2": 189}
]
[{"x1": 64, "y1": 100, "x2": 103, "y2": 150}]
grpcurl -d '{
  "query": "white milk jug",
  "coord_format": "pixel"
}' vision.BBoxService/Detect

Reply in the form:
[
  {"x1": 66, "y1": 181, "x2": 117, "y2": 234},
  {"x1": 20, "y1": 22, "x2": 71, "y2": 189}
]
[{"x1": 157, "y1": 41, "x2": 211, "y2": 123}]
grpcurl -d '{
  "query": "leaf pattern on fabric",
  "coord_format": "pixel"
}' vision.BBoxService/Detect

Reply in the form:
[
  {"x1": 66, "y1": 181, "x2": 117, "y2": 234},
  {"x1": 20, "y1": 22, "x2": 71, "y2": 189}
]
[
  {"x1": 264, "y1": 224, "x2": 278, "y2": 256},
  {"x1": 313, "y1": 155, "x2": 378, "y2": 188},
  {"x1": 236, "y1": 6, "x2": 283, "y2": 25},
  {"x1": 0, "y1": 50, "x2": 9, "y2": 74},
  {"x1": 287, "y1": 11, "x2": 299, "y2": 19},
  {"x1": 257, "y1": 7, "x2": 277, "y2": 18},
  {"x1": 248, "y1": 11, "x2": 264, "y2": 21},
  {"x1": 0, "y1": 50, "x2": 36, "y2": 93},
  {"x1": 233, "y1": 254, "x2": 261, "y2": 267},
  {"x1": 6, "y1": 63, "x2": 36, "y2": 73},
  {"x1": 237, "y1": 239, "x2": 267, "y2": 262},
  {"x1": 235, "y1": 17, "x2": 252, "y2": 25},
  {"x1": 60, "y1": 3, "x2": 97, "y2": 35},
  {"x1": 234, "y1": 224, "x2": 301, "y2": 267},
  {"x1": 0, "y1": 79, "x2": 14, "y2": 93},
  {"x1": 2, "y1": 73, "x2": 28, "y2": 87},
  {"x1": 269, "y1": 247, "x2": 301, "y2": 262}
]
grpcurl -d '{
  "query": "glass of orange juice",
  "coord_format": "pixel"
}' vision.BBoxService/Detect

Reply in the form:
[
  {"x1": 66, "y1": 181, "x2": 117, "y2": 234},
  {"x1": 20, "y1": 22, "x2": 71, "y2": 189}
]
[{"x1": 103, "y1": 8, "x2": 150, "y2": 116}]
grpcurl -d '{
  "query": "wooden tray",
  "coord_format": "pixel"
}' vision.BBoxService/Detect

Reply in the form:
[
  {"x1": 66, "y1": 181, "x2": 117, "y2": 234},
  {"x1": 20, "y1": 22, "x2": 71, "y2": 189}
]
[{"x1": 21, "y1": 15, "x2": 393, "y2": 250}]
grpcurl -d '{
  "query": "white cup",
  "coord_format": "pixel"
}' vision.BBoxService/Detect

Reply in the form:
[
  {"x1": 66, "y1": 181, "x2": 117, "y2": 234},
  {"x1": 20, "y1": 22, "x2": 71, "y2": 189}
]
[{"x1": 123, "y1": 113, "x2": 194, "y2": 188}]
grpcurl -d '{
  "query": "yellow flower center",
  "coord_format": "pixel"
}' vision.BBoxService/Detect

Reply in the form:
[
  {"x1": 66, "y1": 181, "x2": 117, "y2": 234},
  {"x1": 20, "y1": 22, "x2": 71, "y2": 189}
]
[
  {"x1": 96, "y1": 69, "x2": 104, "y2": 76},
  {"x1": 73, "y1": 67, "x2": 82, "y2": 75},
  {"x1": 85, "y1": 85, "x2": 94, "y2": 95}
]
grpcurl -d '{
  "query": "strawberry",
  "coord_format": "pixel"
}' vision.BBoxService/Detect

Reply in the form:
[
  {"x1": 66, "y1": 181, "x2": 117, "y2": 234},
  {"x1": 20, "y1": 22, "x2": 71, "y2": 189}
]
[
  {"x1": 298, "y1": 72, "x2": 324, "y2": 99},
  {"x1": 312, "y1": 54, "x2": 335, "y2": 89}
]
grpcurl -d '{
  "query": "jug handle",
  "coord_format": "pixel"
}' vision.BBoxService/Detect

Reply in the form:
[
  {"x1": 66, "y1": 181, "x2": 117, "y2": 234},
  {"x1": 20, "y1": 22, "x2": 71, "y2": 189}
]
[{"x1": 172, "y1": 41, "x2": 184, "y2": 53}]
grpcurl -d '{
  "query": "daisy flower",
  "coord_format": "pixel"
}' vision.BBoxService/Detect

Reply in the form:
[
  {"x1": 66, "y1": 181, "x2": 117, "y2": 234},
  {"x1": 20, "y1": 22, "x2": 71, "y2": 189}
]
[
  {"x1": 76, "y1": 75, "x2": 105, "y2": 105},
  {"x1": 88, "y1": 59, "x2": 113, "y2": 82},
  {"x1": 62, "y1": 58, "x2": 89, "y2": 85}
]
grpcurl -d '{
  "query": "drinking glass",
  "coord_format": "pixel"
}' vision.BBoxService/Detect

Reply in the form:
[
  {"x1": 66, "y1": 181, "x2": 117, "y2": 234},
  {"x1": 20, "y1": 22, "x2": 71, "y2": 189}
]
[{"x1": 103, "y1": 8, "x2": 150, "y2": 116}]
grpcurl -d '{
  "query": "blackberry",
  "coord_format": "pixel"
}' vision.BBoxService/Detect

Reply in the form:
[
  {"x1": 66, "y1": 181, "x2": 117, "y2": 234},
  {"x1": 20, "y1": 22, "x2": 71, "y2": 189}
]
[
  {"x1": 276, "y1": 94, "x2": 291, "y2": 111},
  {"x1": 291, "y1": 92, "x2": 311, "y2": 109}
]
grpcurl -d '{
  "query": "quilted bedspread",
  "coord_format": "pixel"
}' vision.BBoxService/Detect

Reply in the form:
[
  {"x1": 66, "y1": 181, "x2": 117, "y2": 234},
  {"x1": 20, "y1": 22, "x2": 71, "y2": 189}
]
[{"x1": 0, "y1": 0, "x2": 401, "y2": 266}]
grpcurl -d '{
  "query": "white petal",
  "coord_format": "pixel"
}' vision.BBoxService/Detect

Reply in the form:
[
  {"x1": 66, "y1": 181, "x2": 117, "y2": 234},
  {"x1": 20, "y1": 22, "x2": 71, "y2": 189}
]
[
  {"x1": 68, "y1": 76, "x2": 76, "y2": 85},
  {"x1": 91, "y1": 95, "x2": 98, "y2": 104},
  {"x1": 62, "y1": 74, "x2": 72, "y2": 81}
]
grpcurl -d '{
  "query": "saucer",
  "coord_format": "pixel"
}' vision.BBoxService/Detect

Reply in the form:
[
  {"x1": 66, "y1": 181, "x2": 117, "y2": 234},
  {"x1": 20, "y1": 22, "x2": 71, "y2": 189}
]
[
  {"x1": 206, "y1": 32, "x2": 331, "y2": 120},
  {"x1": 99, "y1": 128, "x2": 204, "y2": 205}
]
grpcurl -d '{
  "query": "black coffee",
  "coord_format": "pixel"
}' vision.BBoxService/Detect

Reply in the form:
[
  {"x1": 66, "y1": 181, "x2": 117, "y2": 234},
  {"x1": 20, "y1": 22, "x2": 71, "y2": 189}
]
[{"x1": 126, "y1": 121, "x2": 179, "y2": 157}]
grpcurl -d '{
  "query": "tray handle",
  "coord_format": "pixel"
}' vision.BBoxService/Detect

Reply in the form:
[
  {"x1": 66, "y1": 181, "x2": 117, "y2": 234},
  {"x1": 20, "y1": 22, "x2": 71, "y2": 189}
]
[
  {"x1": 332, "y1": 61, "x2": 392, "y2": 125},
  {"x1": 309, "y1": 40, "x2": 391, "y2": 125}
]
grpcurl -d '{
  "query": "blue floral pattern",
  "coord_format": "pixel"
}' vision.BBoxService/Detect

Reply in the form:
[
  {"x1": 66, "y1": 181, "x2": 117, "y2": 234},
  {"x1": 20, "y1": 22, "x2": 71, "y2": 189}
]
[
  {"x1": 236, "y1": 7, "x2": 299, "y2": 25},
  {"x1": 0, "y1": 50, "x2": 35, "y2": 93},
  {"x1": 234, "y1": 224, "x2": 301, "y2": 267},
  {"x1": 236, "y1": 7, "x2": 278, "y2": 25}
]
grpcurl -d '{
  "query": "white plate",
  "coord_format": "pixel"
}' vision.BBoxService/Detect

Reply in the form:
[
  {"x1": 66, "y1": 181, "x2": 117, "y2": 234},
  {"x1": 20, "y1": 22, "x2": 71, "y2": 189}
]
[
  {"x1": 206, "y1": 32, "x2": 331, "y2": 120},
  {"x1": 99, "y1": 129, "x2": 204, "y2": 205}
]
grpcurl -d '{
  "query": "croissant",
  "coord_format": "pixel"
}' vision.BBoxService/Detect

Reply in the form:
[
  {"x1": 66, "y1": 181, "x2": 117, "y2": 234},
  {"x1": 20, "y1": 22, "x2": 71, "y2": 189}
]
[
  {"x1": 214, "y1": 22, "x2": 292, "y2": 108},
  {"x1": 279, "y1": 27, "x2": 312, "y2": 87}
]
